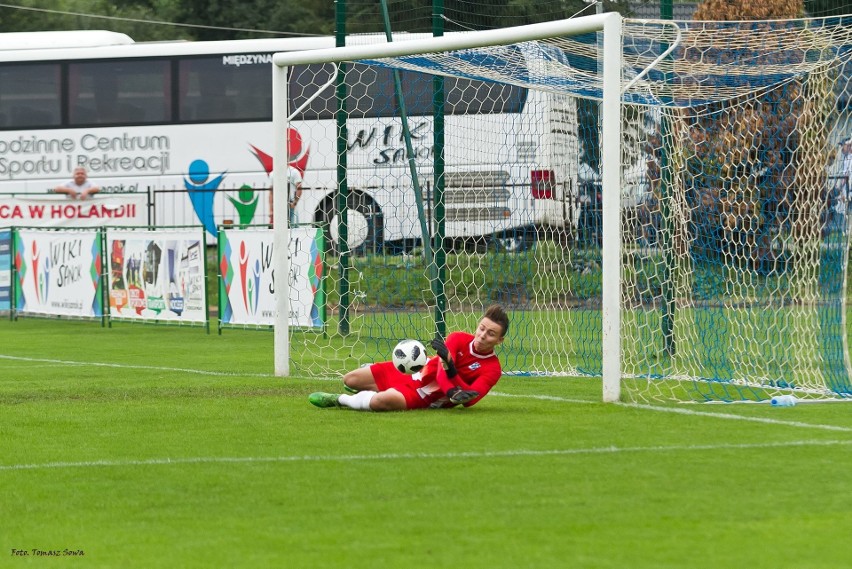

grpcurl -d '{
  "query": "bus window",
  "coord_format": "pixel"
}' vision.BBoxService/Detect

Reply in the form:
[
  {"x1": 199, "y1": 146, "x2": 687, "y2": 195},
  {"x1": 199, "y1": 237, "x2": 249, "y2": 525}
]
[
  {"x1": 343, "y1": 65, "x2": 437, "y2": 118},
  {"x1": 289, "y1": 62, "x2": 336, "y2": 120},
  {"x1": 288, "y1": 61, "x2": 527, "y2": 121},
  {"x1": 179, "y1": 55, "x2": 271, "y2": 122},
  {"x1": 68, "y1": 59, "x2": 170, "y2": 125},
  {"x1": 0, "y1": 63, "x2": 61, "y2": 128}
]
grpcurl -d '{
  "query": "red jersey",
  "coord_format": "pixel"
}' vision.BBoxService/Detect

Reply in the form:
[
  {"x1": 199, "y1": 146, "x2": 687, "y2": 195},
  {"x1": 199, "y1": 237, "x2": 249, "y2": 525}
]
[{"x1": 372, "y1": 331, "x2": 502, "y2": 409}]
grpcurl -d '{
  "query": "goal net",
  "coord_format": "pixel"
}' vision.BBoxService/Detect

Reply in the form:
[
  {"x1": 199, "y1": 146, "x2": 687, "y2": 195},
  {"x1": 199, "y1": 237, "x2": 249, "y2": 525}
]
[{"x1": 274, "y1": 13, "x2": 852, "y2": 403}]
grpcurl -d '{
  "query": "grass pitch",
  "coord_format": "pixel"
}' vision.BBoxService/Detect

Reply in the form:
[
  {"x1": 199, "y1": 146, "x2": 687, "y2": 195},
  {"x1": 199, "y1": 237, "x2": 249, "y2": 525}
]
[{"x1": 2, "y1": 318, "x2": 852, "y2": 568}]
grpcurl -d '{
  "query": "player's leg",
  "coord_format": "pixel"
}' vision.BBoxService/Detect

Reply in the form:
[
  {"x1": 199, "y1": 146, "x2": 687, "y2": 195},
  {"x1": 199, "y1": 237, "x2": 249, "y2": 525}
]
[
  {"x1": 309, "y1": 365, "x2": 381, "y2": 410},
  {"x1": 310, "y1": 387, "x2": 407, "y2": 411},
  {"x1": 368, "y1": 388, "x2": 408, "y2": 411},
  {"x1": 341, "y1": 364, "x2": 405, "y2": 411},
  {"x1": 309, "y1": 362, "x2": 409, "y2": 411},
  {"x1": 337, "y1": 387, "x2": 405, "y2": 411},
  {"x1": 347, "y1": 364, "x2": 429, "y2": 411},
  {"x1": 342, "y1": 365, "x2": 378, "y2": 393}
]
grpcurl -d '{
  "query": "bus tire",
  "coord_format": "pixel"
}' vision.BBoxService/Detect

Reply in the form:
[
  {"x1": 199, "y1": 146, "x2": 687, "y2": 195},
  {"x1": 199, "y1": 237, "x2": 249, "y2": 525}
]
[
  {"x1": 316, "y1": 192, "x2": 384, "y2": 256},
  {"x1": 495, "y1": 225, "x2": 537, "y2": 253}
]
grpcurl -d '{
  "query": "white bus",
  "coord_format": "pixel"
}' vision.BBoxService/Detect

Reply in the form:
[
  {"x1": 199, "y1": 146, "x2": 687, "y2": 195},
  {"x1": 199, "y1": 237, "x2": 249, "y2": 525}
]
[{"x1": 0, "y1": 31, "x2": 580, "y2": 252}]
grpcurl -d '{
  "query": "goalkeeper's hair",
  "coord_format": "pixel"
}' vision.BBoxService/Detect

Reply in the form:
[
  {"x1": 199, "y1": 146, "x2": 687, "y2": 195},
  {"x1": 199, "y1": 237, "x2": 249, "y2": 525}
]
[{"x1": 483, "y1": 304, "x2": 509, "y2": 338}]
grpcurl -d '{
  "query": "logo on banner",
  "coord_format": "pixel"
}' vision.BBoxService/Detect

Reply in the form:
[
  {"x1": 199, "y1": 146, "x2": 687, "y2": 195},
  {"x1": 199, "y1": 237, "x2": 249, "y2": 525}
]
[
  {"x1": 31, "y1": 240, "x2": 51, "y2": 303},
  {"x1": 237, "y1": 240, "x2": 261, "y2": 315}
]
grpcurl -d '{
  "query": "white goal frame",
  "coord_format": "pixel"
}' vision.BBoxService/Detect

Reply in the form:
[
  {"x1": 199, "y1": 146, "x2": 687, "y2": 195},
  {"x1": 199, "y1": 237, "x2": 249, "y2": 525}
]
[{"x1": 271, "y1": 13, "x2": 624, "y2": 402}]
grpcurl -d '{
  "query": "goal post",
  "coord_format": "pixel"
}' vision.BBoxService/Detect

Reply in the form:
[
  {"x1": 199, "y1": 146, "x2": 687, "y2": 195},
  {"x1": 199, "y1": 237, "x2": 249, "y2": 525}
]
[
  {"x1": 600, "y1": 14, "x2": 623, "y2": 402},
  {"x1": 273, "y1": 13, "x2": 621, "y2": 394},
  {"x1": 271, "y1": 13, "x2": 852, "y2": 404},
  {"x1": 271, "y1": 13, "x2": 624, "y2": 398}
]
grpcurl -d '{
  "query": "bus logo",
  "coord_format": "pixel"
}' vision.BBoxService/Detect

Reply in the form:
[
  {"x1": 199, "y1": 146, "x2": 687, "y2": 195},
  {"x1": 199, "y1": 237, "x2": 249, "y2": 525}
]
[
  {"x1": 249, "y1": 127, "x2": 310, "y2": 178},
  {"x1": 186, "y1": 127, "x2": 309, "y2": 237},
  {"x1": 184, "y1": 160, "x2": 226, "y2": 237}
]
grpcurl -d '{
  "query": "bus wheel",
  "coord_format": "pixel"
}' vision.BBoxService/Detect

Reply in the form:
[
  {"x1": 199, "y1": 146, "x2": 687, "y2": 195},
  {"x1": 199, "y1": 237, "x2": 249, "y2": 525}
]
[
  {"x1": 317, "y1": 193, "x2": 384, "y2": 256},
  {"x1": 495, "y1": 225, "x2": 537, "y2": 253}
]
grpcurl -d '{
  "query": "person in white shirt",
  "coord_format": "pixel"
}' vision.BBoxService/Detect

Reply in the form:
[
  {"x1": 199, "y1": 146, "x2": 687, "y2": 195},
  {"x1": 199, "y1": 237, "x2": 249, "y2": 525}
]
[
  {"x1": 829, "y1": 138, "x2": 852, "y2": 219},
  {"x1": 268, "y1": 165, "x2": 303, "y2": 225},
  {"x1": 54, "y1": 167, "x2": 100, "y2": 200},
  {"x1": 841, "y1": 138, "x2": 852, "y2": 194}
]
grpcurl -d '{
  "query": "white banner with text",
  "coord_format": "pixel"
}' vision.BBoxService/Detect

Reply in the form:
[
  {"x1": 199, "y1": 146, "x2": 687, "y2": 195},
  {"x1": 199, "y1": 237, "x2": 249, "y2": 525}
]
[
  {"x1": 14, "y1": 228, "x2": 102, "y2": 318},
  {"x1": 0, "y1": 194, "x2": 147, "y2": 227},
  {"x1": 219, "y1": 227, "x2": 325, "y2": 328}
]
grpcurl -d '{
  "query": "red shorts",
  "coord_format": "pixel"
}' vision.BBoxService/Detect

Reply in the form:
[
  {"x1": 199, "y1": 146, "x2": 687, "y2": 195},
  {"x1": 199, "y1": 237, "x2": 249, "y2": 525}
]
[{"x1": 370, "y1": 361, "x2": 444, "y2": 410}]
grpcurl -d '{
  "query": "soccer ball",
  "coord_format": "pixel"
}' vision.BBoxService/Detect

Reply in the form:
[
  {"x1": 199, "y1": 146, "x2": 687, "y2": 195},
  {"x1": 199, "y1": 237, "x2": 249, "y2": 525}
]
[{"x1": 392, "y1": 339, "x2": 428, "y2": 374}]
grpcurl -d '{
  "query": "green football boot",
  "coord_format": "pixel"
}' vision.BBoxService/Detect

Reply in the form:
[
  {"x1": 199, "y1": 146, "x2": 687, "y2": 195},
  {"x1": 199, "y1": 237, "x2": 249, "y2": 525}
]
[
  {"x1": 343, "y1": 384, "x2": 359, "y2": 394},
  {"x1": 308, "y1": 392, "x2": 342, "y2": 408}
]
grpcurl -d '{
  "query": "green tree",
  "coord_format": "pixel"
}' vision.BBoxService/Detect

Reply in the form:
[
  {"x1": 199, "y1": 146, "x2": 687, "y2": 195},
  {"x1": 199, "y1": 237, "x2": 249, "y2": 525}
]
[
  {"x1": 0, "y1": 0, "x2": 189, "y2": 41},
  {"x1": 663, "y1": 0, "x2": 836, "y2": 270},
  {"x1": 0, "y1": 0, "x2": 631, "y2": 41}
]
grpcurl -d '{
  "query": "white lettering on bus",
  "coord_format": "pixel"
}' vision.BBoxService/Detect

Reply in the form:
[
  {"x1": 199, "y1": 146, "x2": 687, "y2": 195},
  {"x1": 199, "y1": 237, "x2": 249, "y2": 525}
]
[
  {"x1": 0, "y1": 157, "x2": 63, "y2": 178},
  {"x1": 222, "y1": 54, "x2": 272, "y2": 67},
  {"x1": 80, "y1": 133, "x2": 170, "y2": 152},
  {"x1": 0, "y1": 135, "x2": 75, "y2": 155},
  {"x1": 76, "y1": 153, "x2": 170, "y2": 175}
]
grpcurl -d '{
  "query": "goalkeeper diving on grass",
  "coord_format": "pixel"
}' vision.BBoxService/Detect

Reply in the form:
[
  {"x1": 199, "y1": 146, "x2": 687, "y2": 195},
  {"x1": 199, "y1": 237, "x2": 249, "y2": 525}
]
[{"x1": 309, "y1": 305, "x2": 509, "y2": 412}]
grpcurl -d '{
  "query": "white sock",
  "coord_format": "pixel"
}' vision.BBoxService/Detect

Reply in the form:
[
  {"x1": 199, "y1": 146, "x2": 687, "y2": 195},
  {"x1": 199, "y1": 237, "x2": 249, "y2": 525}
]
[{"x1": 339, "y1": 390, "x2": 377, "y2": 411}]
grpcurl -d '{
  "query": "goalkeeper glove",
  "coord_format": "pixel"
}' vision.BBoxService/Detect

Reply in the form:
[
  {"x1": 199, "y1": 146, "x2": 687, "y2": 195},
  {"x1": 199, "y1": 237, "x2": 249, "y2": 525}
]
[
  {"x1": 430, "y1": 338, "x2": 457, "y2": 378},
  {"x1": 447, "y1": 387, "x2": 479, "y2": 405}
]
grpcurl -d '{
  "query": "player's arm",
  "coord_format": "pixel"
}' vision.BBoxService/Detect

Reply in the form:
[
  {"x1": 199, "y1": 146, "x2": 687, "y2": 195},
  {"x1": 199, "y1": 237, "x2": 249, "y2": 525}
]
[
  {"x1": 431, "y1": 334, "x2": 479, "y2": 405},
  {"x1": 456, "y1": 369, "x2": 501, "y2": 407},
  {"x1": 428, "y1": 349, "x2": 461, "y2": 398},
  {"x1": 431, "y1": 359, "x2": 498, "y2": 407},
  {"x1": 430, "y1": 337, "x2": 458, "y2": 379}
]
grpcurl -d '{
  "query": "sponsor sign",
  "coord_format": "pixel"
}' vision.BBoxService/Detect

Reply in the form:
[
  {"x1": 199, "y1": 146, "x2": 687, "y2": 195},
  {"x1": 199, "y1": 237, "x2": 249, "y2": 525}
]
[
  {"x1": 0, "y1": 195, "x2": 147, "y2": 228},
  {"x1": 219, "y1": 227, "x2": 324, "y2": 328},
  {"x1": 104, "y1": 229, "x2": 206, "y2": 323}
]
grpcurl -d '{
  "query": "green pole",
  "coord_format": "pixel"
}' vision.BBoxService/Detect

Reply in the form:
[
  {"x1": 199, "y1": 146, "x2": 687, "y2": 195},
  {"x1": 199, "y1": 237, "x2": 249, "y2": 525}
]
[
  {"x1": 377, "y1": 0, "x2": 442, "y2": 339},
  {"x1": 660, "y1": 0, "x2": 675, "y2": 355},
  {"x1": 336, "y1": 0, "x2": 350, "y2": 336},
  {"x1": 377, "y1": 0, "x2": 434, "y2": 269},
  {"x1": 432, "y1": 0, "x2": 447, "y2": 339}
]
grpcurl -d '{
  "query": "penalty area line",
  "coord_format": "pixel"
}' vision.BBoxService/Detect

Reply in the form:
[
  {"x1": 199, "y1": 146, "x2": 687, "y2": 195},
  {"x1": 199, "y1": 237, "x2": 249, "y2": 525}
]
[
  {"x1": 491, "y1": 392, "x2": 852, "y2": 433},
  {"x1": 2, "y1": 439, "x2": 851, "y2": 472},
  {"x1": 491, "y1": 391, "x2": 596, "y2": 405},
  {"x1": 0, "y1": 354, "x2": 272, "y2": 378},
  {"x1": 618, "y1": 401, "x2": 852, "y2": 433},
  {"x1": 4, "y1": 356, "x2": 849, "y2": 434}
]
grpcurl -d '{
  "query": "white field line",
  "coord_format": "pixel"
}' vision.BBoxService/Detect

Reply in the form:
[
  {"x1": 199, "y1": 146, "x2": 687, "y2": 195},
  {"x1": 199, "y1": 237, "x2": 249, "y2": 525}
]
[
  {"x1": 1, "y1": 439, "x2": 850, "y2": 472},
  {"x1": 491, "y1": 392, "x2": 852, "y2": 433},
  {"x1": 3, "y1": 354, "x2": 851, "y2": 434},
  {"x1": 614, "y1": 400, "x2": 852, "y2": 432},
  {"x1": 0, "y1": 354, "x2": 271, "y2": 378}
]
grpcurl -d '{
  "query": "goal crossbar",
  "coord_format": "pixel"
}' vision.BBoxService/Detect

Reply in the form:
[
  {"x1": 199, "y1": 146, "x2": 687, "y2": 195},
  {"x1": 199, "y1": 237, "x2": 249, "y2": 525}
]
[{"x1": 271, "y1": 14, "x2": 615, "y2": 68}]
